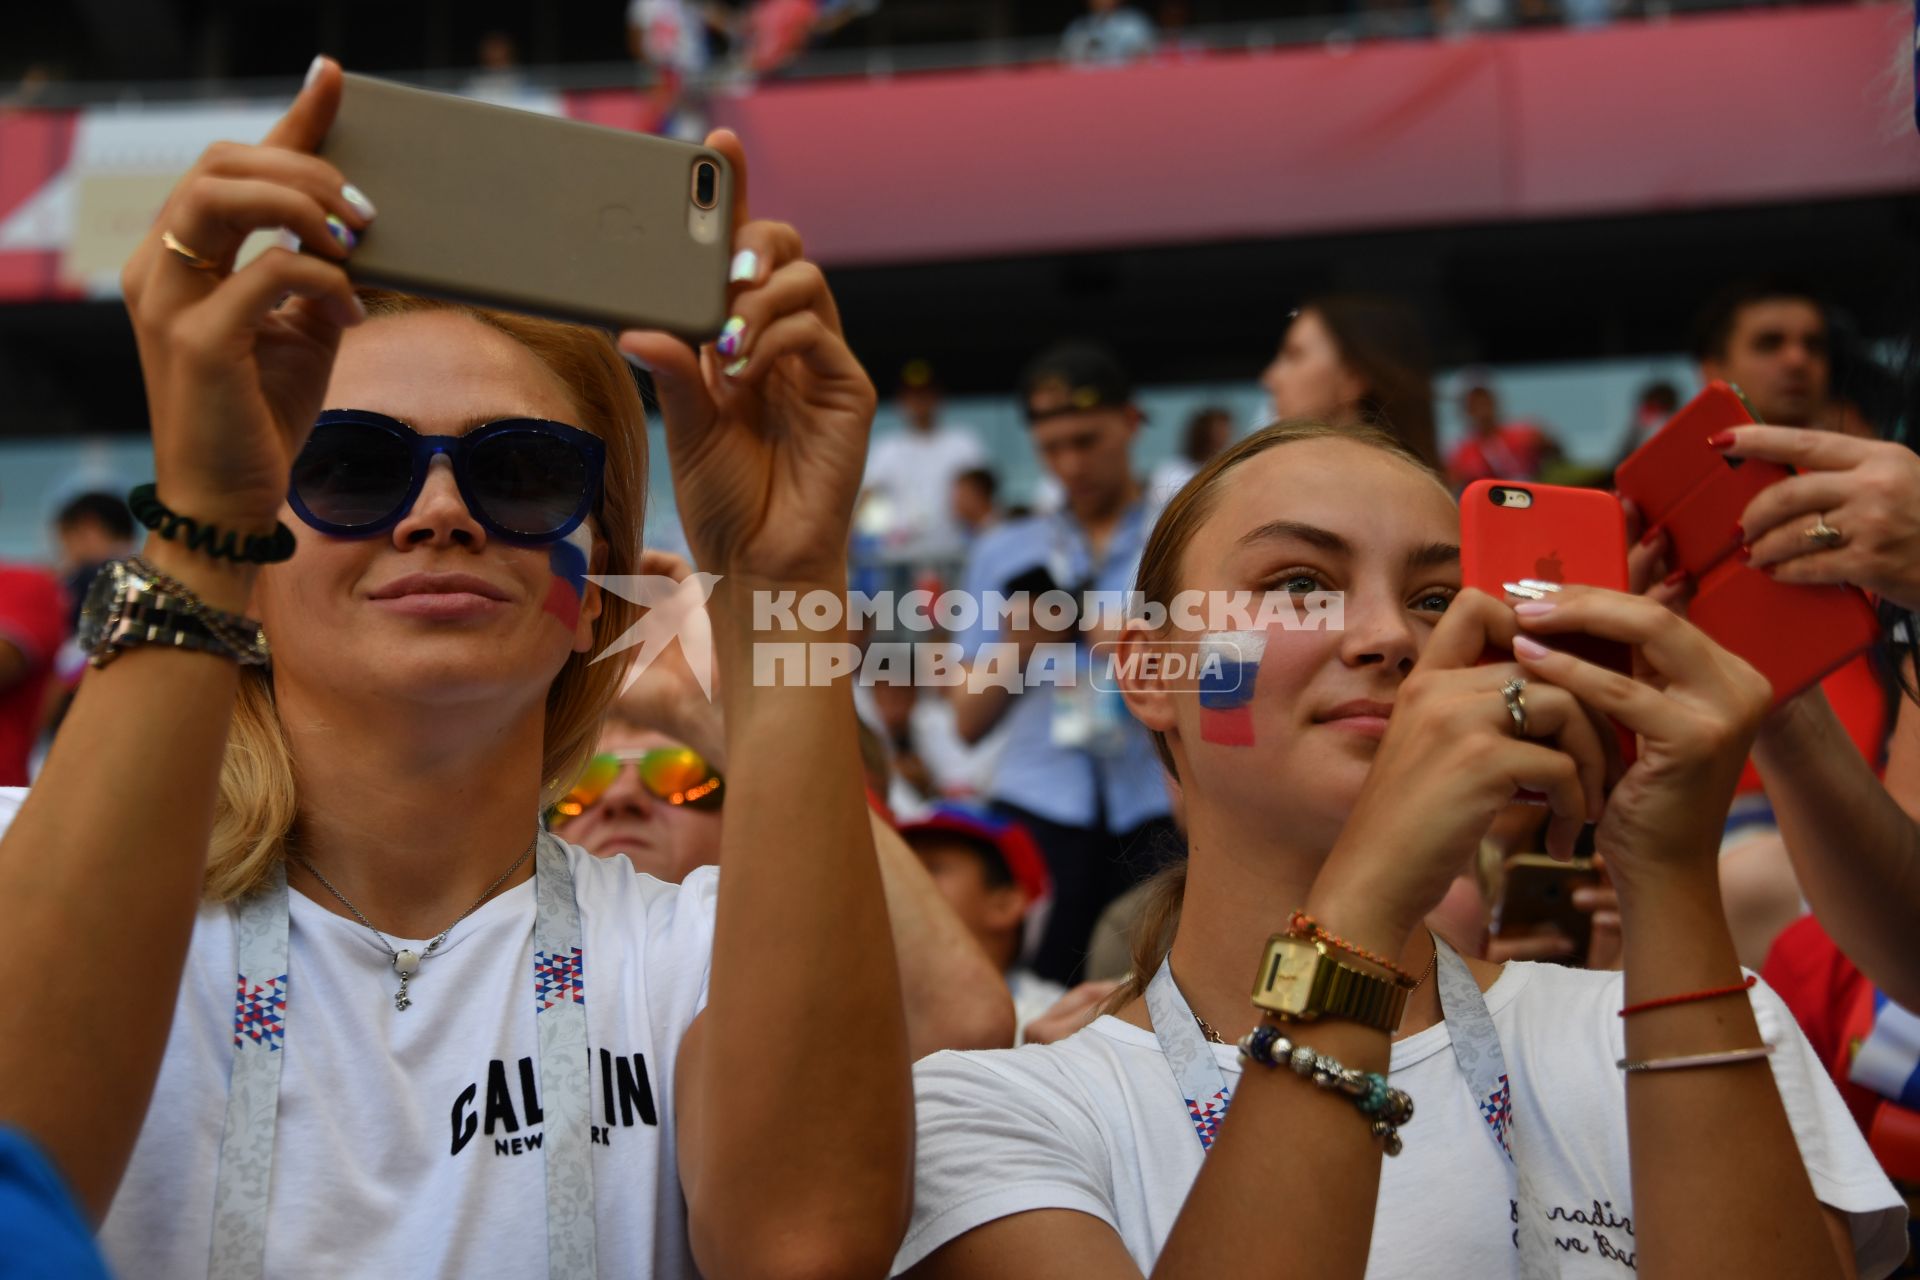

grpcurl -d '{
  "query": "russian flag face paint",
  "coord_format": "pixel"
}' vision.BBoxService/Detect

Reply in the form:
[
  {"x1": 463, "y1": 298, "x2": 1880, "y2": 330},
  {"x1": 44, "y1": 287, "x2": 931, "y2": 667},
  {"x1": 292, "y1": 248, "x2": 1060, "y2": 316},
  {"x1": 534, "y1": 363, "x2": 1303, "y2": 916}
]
[
  {"x1": 543, "y1": 524, "x2": 594, "y2": 631},
  {"x1": 1197, "y1": 629, "x2": 1267, "y2": 747}
]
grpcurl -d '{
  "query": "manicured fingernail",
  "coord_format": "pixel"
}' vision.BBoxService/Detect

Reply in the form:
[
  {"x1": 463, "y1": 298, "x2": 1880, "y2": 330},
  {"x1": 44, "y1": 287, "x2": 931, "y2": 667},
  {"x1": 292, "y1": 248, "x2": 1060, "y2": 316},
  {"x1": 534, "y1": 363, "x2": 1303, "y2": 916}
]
[
  {"x1": 1731, "y1": 522, "x2": 1745, "y2": 542},
  {"x1": 1503, "y1": 581, "x2": 1547, "y2": 601},
  {"x1": 1513, "y1": 601, "x2": 1556, "y2": 618},
  {"x1": 1639, "y1": 525, "x2": 1663, "y2": 547},
  {"x1": 341, "y1": 183, "x2": 377, "y2": 220},
  {"x1": 722, "y1": 355, "x2": 750, "y2": 379},
  {"x1": 1736, "y1": 544, "x2": 1752, "y2": 563},
  {"x1": 1517, "y1": 578, "x2": 1563, "y2": 593},
  {"x1": 1513, "y1": 634, "x2": 1553, "y2": 660},
  {"x1": 1706, "y1": 430, "x2": 1736, "y2": 450},
  {"x1": 1662, "y1": 568, "x2": 1688, "y2": 588},
  {"x1": 715, "y1": 316, "x2": 746, "y2": 358},
  {"x1": 304, "y1": 55, "x2": 325, "y2": 90},
  {"x1": 324, "y1": 214, "x2": 356, "y2": 252},
  {"x1": 729, "y1": 249, "x2": 760, "y2": 283},
  {"x1": 621, "y1": 350, "x2": 653, "y2": 373}
]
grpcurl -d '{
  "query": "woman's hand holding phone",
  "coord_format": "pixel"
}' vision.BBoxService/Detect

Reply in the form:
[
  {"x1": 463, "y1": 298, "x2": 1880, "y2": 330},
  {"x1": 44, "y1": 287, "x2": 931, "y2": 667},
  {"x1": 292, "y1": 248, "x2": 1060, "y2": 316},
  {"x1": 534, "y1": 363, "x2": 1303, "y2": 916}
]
[
  {"x1": 619, "y1": 137, "x2": 876, "y2": 590},
  {"x1": 1308, "y1": 589, "x2": 1612, "y2": 958},
  {"x1": 1721, "y1": 425, "x2": 1920, "y2": 613},
  {"x1": 1505, "y1": 586, "x2": 1771, "y2": 909},
  {"x1": 123, "y1": 56, "x2": 370, "y2": 604}
]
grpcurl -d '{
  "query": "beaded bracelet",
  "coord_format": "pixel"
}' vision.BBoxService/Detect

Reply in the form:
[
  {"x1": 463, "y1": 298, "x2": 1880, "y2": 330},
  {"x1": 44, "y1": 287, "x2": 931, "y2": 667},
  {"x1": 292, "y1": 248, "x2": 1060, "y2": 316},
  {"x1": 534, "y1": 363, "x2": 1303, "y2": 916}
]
[
  {"x1": 130, "y1": 484, "x2": 296, "y2": 565},
  {"x1": 1287, "y1": 910, "x2": 1418, "y2": 988},
  {"x1": 1239, "y1": 1023, "x2": 1414, "y2": 1156}
]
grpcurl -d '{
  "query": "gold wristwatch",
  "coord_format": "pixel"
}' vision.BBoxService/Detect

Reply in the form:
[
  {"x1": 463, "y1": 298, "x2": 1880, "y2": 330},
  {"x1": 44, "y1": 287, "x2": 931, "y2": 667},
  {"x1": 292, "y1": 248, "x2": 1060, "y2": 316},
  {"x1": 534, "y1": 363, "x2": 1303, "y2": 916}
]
[{"x1": 1251, "y1": 934, "x2": 1407, "y2": 1034}]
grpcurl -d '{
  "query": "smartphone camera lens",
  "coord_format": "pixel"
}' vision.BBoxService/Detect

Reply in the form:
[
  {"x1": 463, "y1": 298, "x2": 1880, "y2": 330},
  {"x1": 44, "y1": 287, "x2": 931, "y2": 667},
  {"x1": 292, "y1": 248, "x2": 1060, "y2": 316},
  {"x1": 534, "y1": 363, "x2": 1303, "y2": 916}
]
[
  {"x1": 1490, "y1": 488, "x2": 1507, "y2": 506},
  {"x1": 692, "y1": 160, "x2": 719, "y2": 211}
]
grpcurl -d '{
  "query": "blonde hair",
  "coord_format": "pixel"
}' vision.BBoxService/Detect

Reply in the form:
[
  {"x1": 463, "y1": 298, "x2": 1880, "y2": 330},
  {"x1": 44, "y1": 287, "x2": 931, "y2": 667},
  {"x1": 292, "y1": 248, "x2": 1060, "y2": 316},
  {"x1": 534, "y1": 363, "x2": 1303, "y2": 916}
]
[
  {"x1": 203, "y1": 291, "x2": 648, "y2": 901},
  {"x1": 1108, "y1": 419, "x2": 1442, "y2": 1005}
]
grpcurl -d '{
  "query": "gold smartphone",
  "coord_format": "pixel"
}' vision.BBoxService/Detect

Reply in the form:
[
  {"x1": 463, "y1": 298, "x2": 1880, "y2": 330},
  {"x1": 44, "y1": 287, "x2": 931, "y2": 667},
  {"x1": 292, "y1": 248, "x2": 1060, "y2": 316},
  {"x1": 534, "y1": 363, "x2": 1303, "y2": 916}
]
[{"x1": 319, "y1": 73, "x2": 734, "y2": 340}]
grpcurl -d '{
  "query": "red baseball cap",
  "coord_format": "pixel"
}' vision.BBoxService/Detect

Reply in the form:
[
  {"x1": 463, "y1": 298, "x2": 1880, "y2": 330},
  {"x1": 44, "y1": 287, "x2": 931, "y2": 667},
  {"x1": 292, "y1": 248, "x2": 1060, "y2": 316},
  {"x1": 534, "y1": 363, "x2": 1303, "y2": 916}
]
[{"x1": 898, "y1": 806, "x2": 1051, "y2": 909}]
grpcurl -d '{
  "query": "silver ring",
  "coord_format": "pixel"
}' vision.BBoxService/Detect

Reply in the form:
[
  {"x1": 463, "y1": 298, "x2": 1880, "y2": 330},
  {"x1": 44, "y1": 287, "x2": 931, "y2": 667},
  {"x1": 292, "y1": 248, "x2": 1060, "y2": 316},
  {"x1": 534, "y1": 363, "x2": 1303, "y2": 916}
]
[
  {"x1": 1803, "y1": 516, "x2": 1844, "y2": 549},
  {"x1": 1500, "y1": 676, "x2": 1530, "y2": 737}
]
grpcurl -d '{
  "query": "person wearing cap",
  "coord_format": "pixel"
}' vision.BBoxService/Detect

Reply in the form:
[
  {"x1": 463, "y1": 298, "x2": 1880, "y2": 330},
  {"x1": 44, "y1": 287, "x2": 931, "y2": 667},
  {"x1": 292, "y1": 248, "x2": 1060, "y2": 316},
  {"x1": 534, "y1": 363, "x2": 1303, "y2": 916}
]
[
  {"x1": 858, "y1": 359, "x2": 988, "y2": 572},
  {"x1": 899, "y1": 807, "x2": 1065, "y2": 1040},
  {"x1": 947, "y1": 340, "x2": 1177, "y2": 985}
]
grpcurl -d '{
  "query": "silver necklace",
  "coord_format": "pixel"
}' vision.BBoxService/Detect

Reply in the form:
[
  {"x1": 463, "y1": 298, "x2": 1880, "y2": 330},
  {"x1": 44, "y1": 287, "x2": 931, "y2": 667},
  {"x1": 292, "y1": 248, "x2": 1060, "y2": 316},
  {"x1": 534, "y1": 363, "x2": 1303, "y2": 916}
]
[{"x1": 294, "y1": 831, "x2": 539, "y2": 1011}]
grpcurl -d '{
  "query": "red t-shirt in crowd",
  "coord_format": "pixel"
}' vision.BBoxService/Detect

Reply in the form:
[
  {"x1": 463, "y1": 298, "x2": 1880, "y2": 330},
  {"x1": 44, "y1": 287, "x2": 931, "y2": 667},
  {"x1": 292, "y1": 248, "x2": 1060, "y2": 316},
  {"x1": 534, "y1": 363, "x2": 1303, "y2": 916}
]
[
  {"x1": 1445, "y1": 423, "x2": 1553, "y2": 488},
  {"x1": 0, "y1": 565, "x2": 67, "y2": 786},
  {"x1": 1765, "y1": 914, "x2": 1920, "y2": 1190},
  {"x1": 1736, "y1": 652, "x2": 1886, "y2": 795}
]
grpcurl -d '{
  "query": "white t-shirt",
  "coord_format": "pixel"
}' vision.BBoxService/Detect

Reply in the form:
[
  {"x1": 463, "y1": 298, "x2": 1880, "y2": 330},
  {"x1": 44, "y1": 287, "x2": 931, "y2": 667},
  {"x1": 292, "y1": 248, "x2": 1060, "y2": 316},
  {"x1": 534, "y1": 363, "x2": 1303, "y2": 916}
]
[
  {"x1": 896, "y1": 960, "x2": 1909, "y2": 1278},
  {"x1": 862, "y1": 424, "x2": 987, "y2": 563},
  {"x1": 0, "y1": 789, "x2": 720, "y2": 1278}
]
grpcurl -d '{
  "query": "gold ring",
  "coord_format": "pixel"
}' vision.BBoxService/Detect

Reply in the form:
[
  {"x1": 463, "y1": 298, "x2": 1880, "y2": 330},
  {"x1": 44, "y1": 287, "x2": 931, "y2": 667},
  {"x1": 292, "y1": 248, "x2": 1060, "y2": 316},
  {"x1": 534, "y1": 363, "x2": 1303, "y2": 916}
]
[
  {"x1": 1500, "y1": 676, "x2": 1530, "y2": 737},
  {"x1": 1803, "y1": 516, "x2": 1844, "y2": 549},
  {"x1": 161, "y1": 230, "x2": 221, "y2": 272}
]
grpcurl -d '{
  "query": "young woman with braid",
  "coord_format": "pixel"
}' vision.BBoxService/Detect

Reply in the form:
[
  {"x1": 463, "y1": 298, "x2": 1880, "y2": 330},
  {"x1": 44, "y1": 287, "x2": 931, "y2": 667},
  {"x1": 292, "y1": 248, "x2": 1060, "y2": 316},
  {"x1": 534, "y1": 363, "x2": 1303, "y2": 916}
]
[{"x1": 896, "y1": 421, "x2": 1905, "y2": 1278}]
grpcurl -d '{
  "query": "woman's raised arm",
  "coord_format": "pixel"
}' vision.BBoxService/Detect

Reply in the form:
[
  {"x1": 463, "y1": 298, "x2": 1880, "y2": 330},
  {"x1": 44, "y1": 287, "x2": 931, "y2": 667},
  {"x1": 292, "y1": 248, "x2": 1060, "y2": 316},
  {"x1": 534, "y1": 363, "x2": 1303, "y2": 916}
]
[
  {"x1": 0, "y1": 59, "x2": 368, "y2": 1217},
  {"x1": 624, "y1": 138, "x2": 914, "y2": 1279}
]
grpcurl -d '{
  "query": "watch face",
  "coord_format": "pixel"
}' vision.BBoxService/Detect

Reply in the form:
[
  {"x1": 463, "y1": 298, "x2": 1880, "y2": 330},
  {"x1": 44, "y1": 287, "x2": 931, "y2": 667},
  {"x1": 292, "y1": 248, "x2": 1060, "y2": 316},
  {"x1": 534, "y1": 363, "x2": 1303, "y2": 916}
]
[
  {"x1": 1252, "y1": 936, "x2": 1318, "y2": 1015},
  {"x1": 75, "y1": 558, "x2": 134, "y2": 653}
]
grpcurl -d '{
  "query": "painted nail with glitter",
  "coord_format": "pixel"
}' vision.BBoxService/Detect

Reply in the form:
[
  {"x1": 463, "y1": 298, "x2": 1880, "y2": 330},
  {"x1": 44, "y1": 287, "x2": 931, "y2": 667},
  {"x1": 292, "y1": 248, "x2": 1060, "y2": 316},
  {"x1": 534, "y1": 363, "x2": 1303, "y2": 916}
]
[
  {"x1": 716, "y1": 316, "x2": 747, "y2": 359},
  {"x1": 324, "y1": 215, "x2": 357, "y2": 252},
  {"x1": 341, "y1": 183, "x2": 377, "y2": 220},
  {"x1": 723, "y1": 355, "x2": 751, "y2": 379},
  {"x1": 729, "y1": 249, "x2": 760, "y2": 284},
  {"x1": 1516, "y1": 578, "x2": 1564, "y2": 594}
]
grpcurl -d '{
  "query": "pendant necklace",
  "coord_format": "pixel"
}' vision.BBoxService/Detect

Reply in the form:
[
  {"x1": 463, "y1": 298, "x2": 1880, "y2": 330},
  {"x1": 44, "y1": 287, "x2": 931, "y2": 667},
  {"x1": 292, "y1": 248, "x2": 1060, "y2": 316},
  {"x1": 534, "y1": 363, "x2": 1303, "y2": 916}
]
[{"x1": 295, "y1": 831, "x2": 538, "y2": 1011}]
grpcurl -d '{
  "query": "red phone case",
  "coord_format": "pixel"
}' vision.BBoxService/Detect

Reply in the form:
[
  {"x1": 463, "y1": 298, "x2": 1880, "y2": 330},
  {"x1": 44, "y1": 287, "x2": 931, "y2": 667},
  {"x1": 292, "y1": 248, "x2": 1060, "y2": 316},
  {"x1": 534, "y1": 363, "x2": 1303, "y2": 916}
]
[
  {"x1": 1461, "y1": 480, "x2": 1634, "y2": 786},
  {"x1": 1614, "y1": 381, "x2": 1880, "y2": 706},
  {"x1": 1461, "y1": 479, "x2": 1629, "y2": 674}
]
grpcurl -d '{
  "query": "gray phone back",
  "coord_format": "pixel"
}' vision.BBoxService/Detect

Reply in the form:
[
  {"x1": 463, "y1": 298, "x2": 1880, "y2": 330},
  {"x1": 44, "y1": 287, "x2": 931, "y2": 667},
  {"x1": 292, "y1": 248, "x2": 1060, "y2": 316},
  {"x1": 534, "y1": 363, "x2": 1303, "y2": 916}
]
[{"x1": 320, "y1": 74, "x2": 733, "y2": 340}]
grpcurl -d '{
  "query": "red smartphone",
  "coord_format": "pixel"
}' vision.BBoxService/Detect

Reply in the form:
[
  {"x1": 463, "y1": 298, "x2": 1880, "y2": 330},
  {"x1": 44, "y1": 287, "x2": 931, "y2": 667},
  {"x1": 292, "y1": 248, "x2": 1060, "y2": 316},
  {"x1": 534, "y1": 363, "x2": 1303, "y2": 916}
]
[
  {"x1": 1461, "y1": 479, "x2": 1630, "y2": 671},
  {"x1": 1615, "y1": 381, "x2": 1880, "y2": 706},
  {"x1": 1461, "y1": 479, "x2": 1634, "y2": 792}
]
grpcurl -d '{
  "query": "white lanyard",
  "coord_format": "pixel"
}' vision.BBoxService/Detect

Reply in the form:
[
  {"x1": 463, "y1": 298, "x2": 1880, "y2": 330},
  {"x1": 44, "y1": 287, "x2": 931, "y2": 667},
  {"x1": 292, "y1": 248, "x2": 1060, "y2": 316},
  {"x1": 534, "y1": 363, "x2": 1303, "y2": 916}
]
[
  {"x1": 210, "y1": 833, "x2": 597, "y2": 1279},
  {"x1": 1146, "y1": 938, "x2": 1558, "y2": 1276}
]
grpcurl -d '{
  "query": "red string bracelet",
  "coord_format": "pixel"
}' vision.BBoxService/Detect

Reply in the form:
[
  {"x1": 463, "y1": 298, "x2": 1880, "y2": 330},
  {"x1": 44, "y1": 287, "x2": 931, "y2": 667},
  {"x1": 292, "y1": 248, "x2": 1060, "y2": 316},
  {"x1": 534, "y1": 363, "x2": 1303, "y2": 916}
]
[
  {"x1": 1618, "y1": 974, "x2": 1757, "y2": 1018},
  {"x1": 1287, "y1": 910, "x2": 1418, "y2": 988}
]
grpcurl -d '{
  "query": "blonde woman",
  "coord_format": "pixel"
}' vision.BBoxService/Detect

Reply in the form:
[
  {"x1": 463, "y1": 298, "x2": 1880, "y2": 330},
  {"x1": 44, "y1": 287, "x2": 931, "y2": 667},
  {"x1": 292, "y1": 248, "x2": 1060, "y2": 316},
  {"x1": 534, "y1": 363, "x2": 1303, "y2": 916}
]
[
  {"x1": 0, "y1": 59, "x2": 912, "y2": 1279},
  {"x1": 897, "y1": 422, "x2": 1906, "y2": 1278}
]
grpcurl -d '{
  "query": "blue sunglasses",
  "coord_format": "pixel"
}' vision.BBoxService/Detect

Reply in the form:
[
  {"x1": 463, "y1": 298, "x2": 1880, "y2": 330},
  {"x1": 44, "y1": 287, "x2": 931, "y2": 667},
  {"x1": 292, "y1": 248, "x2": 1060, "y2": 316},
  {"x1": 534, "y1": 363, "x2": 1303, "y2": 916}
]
[{"x1": 289, "y1": 409, "x2": 606, "y2": 545}]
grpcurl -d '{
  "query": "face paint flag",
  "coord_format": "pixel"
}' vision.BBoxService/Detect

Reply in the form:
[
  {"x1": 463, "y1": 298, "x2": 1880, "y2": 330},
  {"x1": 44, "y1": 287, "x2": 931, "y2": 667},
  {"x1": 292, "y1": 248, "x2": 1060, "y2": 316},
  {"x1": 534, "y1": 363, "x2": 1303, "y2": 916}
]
[
  {"x1": 587, "y1": 570, "x2": 724, "y2": 701},
  {"x1": 544, "y1": 525, "x2": 595, "y2": 630},
  {"x1": 1197, "y1": 630, "x2": 1266, "y2": 747}
]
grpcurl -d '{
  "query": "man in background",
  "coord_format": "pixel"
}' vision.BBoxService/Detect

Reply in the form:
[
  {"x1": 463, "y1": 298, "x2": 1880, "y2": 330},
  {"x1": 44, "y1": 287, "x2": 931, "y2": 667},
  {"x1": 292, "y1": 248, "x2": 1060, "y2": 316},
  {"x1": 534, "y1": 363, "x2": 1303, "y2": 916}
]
[
  {"x1": 948, "y1": 341, "x2": 1176, "y2": 983},
  {"x1": 1444, "y1": 375, "x2": 1562, "y2": 488},
  {"x1": 50, "y1": 491, "x2": 135, "y2": 632},
  {"x1": 859, "y1": 360, "x2": 986, "y2": 572},
  {"x1": 1693, "y1": 277, "x2": 1830, "y2": 428}
]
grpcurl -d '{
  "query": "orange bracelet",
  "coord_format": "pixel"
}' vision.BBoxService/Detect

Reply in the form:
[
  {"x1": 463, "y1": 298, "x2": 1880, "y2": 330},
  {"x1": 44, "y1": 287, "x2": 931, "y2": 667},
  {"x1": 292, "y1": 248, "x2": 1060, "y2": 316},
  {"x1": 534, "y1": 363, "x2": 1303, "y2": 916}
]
[{"x1": 1287, "y1": 910, "x2": 1418, "y2": 988}]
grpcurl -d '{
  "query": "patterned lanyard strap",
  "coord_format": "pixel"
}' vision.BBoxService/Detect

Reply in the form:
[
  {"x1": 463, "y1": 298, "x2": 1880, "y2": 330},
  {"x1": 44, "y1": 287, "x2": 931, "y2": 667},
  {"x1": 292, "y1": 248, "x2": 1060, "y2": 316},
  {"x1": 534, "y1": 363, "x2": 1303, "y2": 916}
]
[
  {"x1": 1147, "y1": 938, "x2": 1557, "y2": 1277},
  {"x1": 210, "y1": 833, "x2": 597, "y2": 1280}
]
